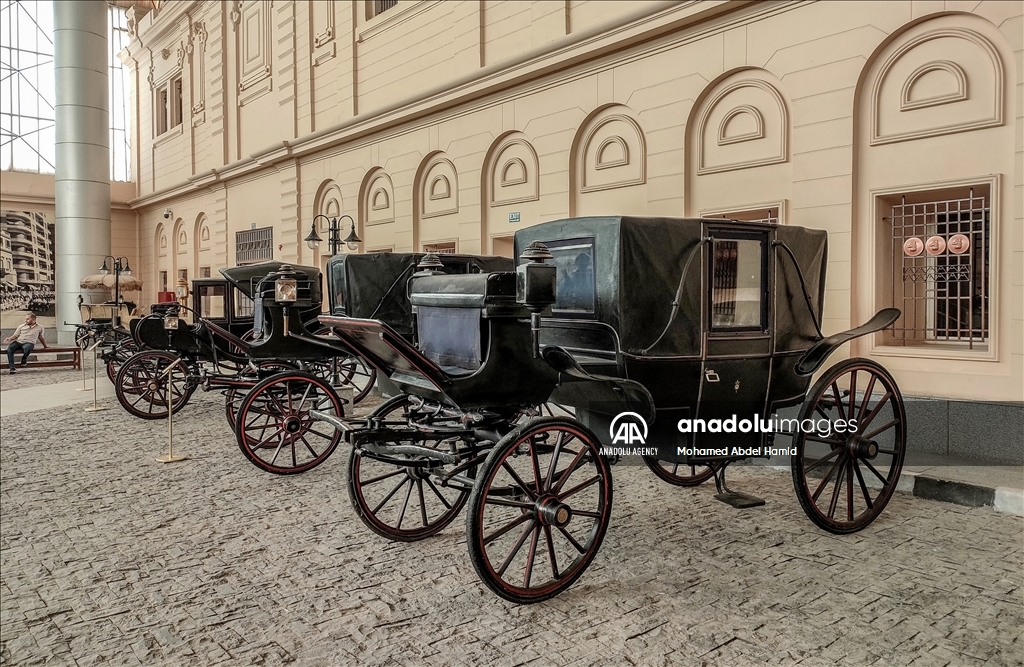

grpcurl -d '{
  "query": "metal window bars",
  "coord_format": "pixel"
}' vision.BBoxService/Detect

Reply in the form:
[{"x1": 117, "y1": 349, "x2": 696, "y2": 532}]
[
  {"x1": 235, "y1": 227, "x2": 274, "y2": 264},
  {"x1": 888, "y1": 189, "x2": 989, "y2": 348}
]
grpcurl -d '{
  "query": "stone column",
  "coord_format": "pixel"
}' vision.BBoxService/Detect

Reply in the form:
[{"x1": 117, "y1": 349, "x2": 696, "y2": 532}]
[{"x1": 54, "y1": 1, "x2": 110, "y2": 344}]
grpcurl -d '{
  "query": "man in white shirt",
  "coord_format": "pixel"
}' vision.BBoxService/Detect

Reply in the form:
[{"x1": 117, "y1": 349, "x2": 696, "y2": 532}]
[{"x1": 4, "y1": 313, "x2": 47, "y2": 373}]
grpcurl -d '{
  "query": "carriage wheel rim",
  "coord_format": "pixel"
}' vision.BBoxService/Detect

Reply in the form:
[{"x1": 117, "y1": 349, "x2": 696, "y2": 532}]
[
  {"x1": 235, "y1": 373, "x2": 343, "y2": 474},
  {"x1": 792, "y1": 360, "x2": 906, "y2": 531},
  {"x1": 348, "y1": 395, "x2": 470, "y2": 540},
  {"x1": 471, "y1": 420, "x2": 611, "y2": 600}
]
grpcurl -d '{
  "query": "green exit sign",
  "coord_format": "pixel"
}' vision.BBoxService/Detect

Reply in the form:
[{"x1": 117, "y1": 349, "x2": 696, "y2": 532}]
[{"x1": 509, "y1": 212, "x2": 520, "y2": 223}]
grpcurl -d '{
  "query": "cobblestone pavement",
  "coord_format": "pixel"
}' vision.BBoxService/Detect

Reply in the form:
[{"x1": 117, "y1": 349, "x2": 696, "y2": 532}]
[{"x1": 1, "y1": 389, "x2": 1022, "y2": 667}]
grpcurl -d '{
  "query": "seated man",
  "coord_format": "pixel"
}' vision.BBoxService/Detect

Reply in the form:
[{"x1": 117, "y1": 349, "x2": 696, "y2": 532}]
[{"x1": 4, "y1": 313, "x2": 48, "y2": 373}]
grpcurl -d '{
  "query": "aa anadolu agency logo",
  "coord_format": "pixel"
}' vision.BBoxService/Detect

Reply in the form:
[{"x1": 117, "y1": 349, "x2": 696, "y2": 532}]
[{"x1": 601, "y1": 412, "x2": 656, "y2": 457}]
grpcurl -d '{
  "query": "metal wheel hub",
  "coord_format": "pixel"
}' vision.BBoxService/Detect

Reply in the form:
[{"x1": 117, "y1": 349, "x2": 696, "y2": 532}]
[
  {"x1": 536, "y1": 496, "x2": 572, "y2": 527},
  {"x1": 284, "y1": 416, "x2": 303, "y2": 434},
  {"x1": 147, "y1": 380, "x2": 162, "y2": 391},
  {"x1": 847, "y1": 436, "x2": 878, "y2": 459}
]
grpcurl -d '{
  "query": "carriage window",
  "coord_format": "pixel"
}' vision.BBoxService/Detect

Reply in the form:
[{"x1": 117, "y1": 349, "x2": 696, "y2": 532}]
[
  {"x1": 546, "y1": 238, "x2": 596, "y2": 317},
  {"x1": 711, "y1": 238, "x2": 764, "y2": 330},
  {"x1": 197, "y1": 284, "x2": 225, "y2": 319},
  {"x1": 233, "y1": 286, "x2": 254, "y2": 319}
]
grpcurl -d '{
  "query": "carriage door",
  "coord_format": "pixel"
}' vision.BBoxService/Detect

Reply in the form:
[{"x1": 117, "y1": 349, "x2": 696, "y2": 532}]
[{"x1": 696, "y1": 230, "x2": 772, "y2": 452}]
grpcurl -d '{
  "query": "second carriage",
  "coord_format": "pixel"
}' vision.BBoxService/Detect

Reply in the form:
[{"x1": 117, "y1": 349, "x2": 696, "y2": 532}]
[{"x1": 241, "y1": 215, "x2": 906, "y2": 604}]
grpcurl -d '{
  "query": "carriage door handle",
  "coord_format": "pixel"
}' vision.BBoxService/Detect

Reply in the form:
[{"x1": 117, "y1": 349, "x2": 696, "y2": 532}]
[{"x1": 705, "y1": 369, "x2": 720, "y2": 383}]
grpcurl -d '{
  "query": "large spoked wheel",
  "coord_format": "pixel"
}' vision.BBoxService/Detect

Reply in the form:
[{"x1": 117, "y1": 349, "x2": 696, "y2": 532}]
[
  {"x1": 641, "y1": 456, "x2": 717, "y2": 487},
  {"x1": 349, "y1": 395, "x2": 474, "y2": 542},
  {"x1": 105, "y1": 339, "x2": 140, "y2": 385},
  {"x1": 114, "y1": 350, "x2": 194, "y2": 419},
  {"x1": 467, "y1": 417, "x2": 612, "y2": 604},
  {"x1": 234, "y1": 371, "x2": 344, "y2": 475},
  {"x1": 223, "y1": 361, "x2": 298, "y2": 429},
  {"x1": 791, "y1": 358, "x2": 906, "y2": 534}
]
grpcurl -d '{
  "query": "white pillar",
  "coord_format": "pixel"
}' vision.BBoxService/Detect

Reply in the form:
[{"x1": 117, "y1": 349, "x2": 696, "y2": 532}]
[{"x1": 54, "y1": 0, "x2": 110, "y2": 344}]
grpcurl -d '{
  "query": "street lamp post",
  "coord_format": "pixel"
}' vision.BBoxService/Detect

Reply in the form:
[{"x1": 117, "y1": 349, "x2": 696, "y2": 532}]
[
  {"x1": 98, "y1": 256, "x2": 131, "y2": 329},
  {"x1": 304, "y1": 214, "x2": 362, "y2": 256}
]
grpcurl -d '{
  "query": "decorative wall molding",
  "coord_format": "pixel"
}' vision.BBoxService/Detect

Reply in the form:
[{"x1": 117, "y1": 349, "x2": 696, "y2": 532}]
[
  {"x1": 419, "y1": 155, "x2": 459, "y2": 218},
  {"x1": 870, "y1": 28, "x2": 1003, "y2": 145},
  {"x1": 238, "y1": 1, "x2": 272, "y2": 95},
  {"x1": 577, "y1": 111, "x2": 646, "y2": 193},
  {"x1": 362, "y1": 170, "x2": 395, "y2": 226},
  {"x1": 500, "y1": 158, "x2": 527, "y2": 187},
  {"x1": 312, "y1": 0, "x2": 336, "y2": 67},
  {"x1": 489, "y1": 136, "x2": 539, "y2": 207},
  {"x1": 900, "y1": 60, "x2": 968, "y2": 111},
  {"x1": 696, "y1": 78, "x2": 787, "y2": 175},
  {"x1": 595, "y1": 136, "x2": 629, "y2": 170},
  {"x1": 717, "y1": 104, "x2": 764, "y2": 145},
  {"x1": 190, "y1": 21, "x2": 207, "y2": 124}
]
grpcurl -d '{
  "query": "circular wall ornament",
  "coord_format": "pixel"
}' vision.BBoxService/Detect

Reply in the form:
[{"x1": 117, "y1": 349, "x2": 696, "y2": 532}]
[
  {"x1": 903, "y1": 237, "x2": 924, "y2": 257},
  {"x1": 925, "y1": 235, "x2": 946, "y2": 256},
  {"x1": 948, "y1": 234, "x2": 970, "y2": 254}
]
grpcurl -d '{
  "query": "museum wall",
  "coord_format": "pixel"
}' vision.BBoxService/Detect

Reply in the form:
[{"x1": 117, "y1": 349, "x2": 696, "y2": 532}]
[{"x1": 119, "y1": 0, "x2": 1023, "y2": 403}]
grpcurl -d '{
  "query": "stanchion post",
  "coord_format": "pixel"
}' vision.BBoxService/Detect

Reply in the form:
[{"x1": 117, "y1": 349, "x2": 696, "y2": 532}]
[
  {"x1": 83, "y1": 341, "x2": 107, "y2": 412},
  {"x1": 77, "y1": 335, "x2": 92, "y2": 392},
  {"x1": 156, "y1": 357, "x2": 188, "y2": 463}
]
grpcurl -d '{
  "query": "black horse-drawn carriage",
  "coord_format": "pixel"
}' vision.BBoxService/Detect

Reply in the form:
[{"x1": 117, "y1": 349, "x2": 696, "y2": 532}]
[{"x1": 239, "y1": 216, "x2": 905, "y2": 604}]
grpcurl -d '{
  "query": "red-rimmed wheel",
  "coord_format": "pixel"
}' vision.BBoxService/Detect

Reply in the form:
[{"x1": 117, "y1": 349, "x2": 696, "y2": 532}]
[
  {"x1": 113, "y1": 350, "x2": 194, "y2": 419},
  {"x1": 466, "y1": 417, "x2": 612, "y2": 604},
  {"x1": 791, "y1": 358, "x2": 906, "y2": 534},
  {"x1": 233, "y1": 371, "x2": 344, "y2": 475},
  {"x1": 224, "y1": 361, "x2": 298, "y2": 429},
  {"x1": 105, "y1": 339, "x2": 140, "y2": 384},
  {"x1": 641, "y1": 457, "x2": 717, "y2": 487},
  {"x1": 348, "y1": 395, "x2": 473, "y2": 542}
]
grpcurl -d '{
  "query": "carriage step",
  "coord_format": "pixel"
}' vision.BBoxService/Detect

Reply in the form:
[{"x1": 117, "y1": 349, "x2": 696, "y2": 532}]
[{"x1": 714, "y1": 490, "x2": 765, "y2": 509}]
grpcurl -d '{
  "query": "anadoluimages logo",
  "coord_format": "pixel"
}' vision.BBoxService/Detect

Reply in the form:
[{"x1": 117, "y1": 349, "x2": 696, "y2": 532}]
[{"x1": 609, "y1": 412, "x2": 648, "y2": 445}]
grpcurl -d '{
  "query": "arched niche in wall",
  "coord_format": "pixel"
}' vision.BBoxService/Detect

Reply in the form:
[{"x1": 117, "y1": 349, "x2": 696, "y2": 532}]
[
  {"x1": 358, "y1": 168, "x2": 397, "y2": 253},
  {"x1": 869, "y1": 25, "x2": 1003, "y2": 144},
  {"x1": 685, "y1": 69, "x2": 791, "y2": 219},
  {"x1": 570, "y1": 105, "x2": 647, "y2": 217},
  {"x1": 193, "y1": 213, "x2": 213, "y2": 275},
  {"x1": 481, "y1": 132, "x2": 540, "y2": 255},
  {"x1": 172, "y1": 218, "x2": 186, "y2": 280},
  {"x1": 361, "y1": 168, "x2": 395, "y2": 227},
  {"x1": 155, "y1": 221, "x2": 169, "y2": 300},
  {"x1": 852, "y1": 13, "x2": 1012, "y2": 370},
  {"x1": 414, "y1": 152, "x2": 459, "y2": 251}
]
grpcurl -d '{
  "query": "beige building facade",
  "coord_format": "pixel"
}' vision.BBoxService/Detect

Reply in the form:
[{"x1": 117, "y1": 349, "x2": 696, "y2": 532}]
[{"x1": 49, "y1": 0, "x2": 1024, "y2": 409}]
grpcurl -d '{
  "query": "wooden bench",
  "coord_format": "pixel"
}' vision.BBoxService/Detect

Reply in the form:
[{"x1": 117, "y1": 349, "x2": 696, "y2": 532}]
[{"x1": 4, "y1": 345, "x2": 82, "y2": 371}]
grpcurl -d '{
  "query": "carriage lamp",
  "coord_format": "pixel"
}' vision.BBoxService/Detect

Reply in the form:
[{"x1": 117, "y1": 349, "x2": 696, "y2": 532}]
[
  {"x1": 275, "y1": 278, "x2": 298, "y2": 302},
  {"x1": 416, "y1": 253, "x2": 444, "y2": 272},
  {"x1": 517, "y1": 241, "x2": 557, "y2": 357},
  {"x1": 163, "y1": 315, "x2": 179, "y2": 331},
  {"x1": 175, "y1": 278, "x2": 190, "y2": 305},
  {"x1": 305, "y1": 214, "x2": 362, "y2": 254}
]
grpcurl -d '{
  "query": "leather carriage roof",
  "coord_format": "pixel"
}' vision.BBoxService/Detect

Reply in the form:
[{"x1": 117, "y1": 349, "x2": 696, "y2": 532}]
[
  {"x1": 512, "y1": 216, "x2": 828, "y2": 357},
  {"x1": 219, "y1": 260, "x2": 322, "y2": 300}
]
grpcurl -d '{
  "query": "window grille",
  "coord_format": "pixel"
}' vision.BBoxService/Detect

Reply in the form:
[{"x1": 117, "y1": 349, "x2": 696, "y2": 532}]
[
  {"x1": 423, "y1": 242, "x2": 456, "y2": 254},
  {"x1": 372, "y1": 0, "x2": 398, "y2": 17},
  {"x1": 888, "y1": 188, "x2": 989, "y2": 347},
  {"x1": 235, "y1": 227, "x2": 273, "y2": 264}
]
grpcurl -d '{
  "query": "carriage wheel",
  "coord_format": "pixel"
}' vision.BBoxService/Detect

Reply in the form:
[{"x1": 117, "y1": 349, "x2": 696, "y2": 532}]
[
  {"x1": 791, "y1": 358, "x2": 906, "y2": 534},
  {"x1": 113, "y1": 350, "x2": 194, "y2": 420},
  {"x1": 74, "y1": 326, "x2": 90, "y2": 348},
  {"x1": 467, "y1": 417, "x2": 612, "y2": 604},
  {"x1": 349, "y1": 395, "x2": 473, "y2": 542},
  {"x1": 234, "y1": 371, "x2": 344, "y2": 475},
  {"x1": 223, "y1": 361, "x2": 298, "y2": 429},
  {"x1": 641, "y1": 456, "x2": 717, "y2": 487},
  {"x1": 105, "y1": 339, "x2": 140, "y2": 385}
]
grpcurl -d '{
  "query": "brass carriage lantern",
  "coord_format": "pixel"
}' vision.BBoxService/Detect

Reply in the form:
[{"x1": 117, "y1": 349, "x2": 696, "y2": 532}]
[
  {"x1": 175, "y1": 277, "x2": 189, "y2": 305},
  {"x1": 275, "y1": 278, "x2": 298, "y2": 302}
]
